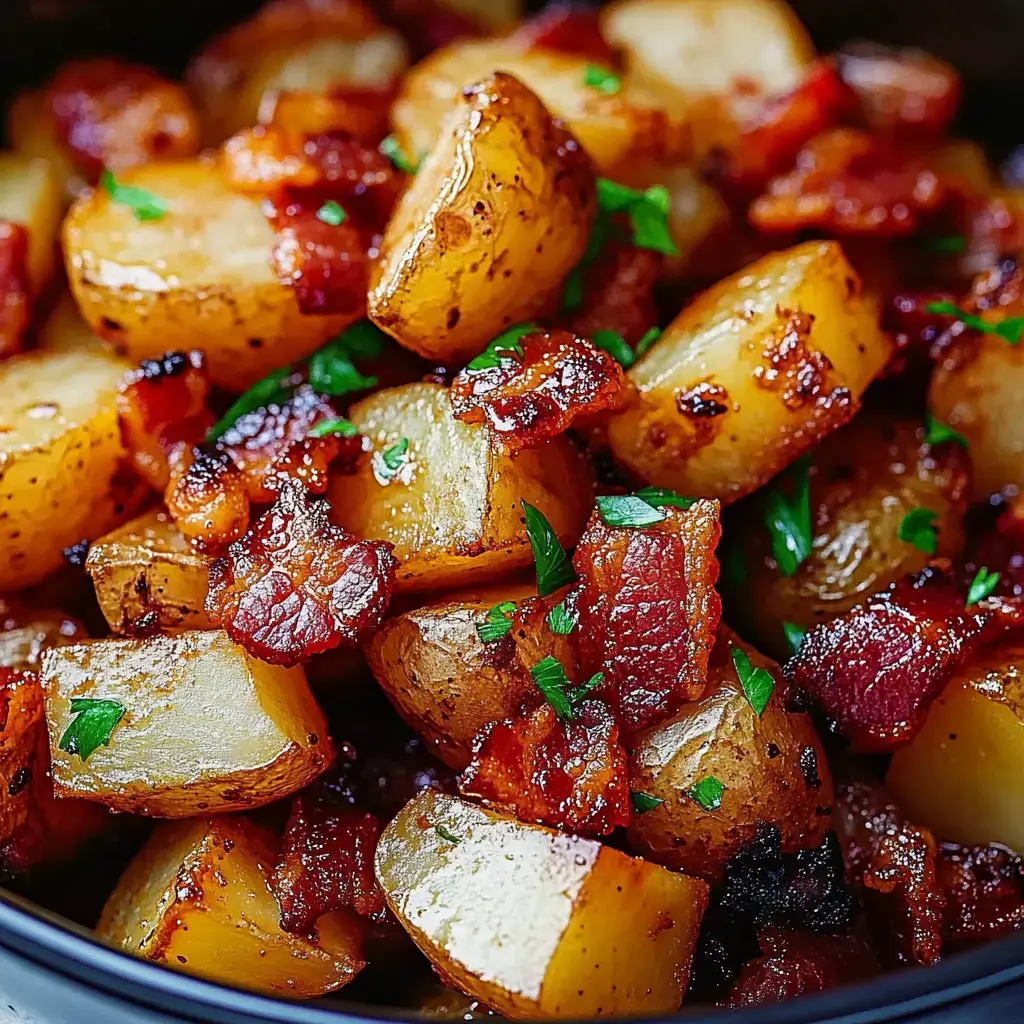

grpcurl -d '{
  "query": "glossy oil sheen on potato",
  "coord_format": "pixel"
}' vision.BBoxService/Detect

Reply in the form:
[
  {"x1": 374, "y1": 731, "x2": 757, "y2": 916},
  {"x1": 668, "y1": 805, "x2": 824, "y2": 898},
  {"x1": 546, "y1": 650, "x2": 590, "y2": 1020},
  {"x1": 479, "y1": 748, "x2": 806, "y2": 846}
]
[
  {"x1": 98, "y1": 815, "x2": 363, "y2": 996},
  {"x1": 376, "y1": 790, "x2": 708, "y2": 1019},
  {"x1": 42, "y1": 629, "x2": 331, "y2": 816}
]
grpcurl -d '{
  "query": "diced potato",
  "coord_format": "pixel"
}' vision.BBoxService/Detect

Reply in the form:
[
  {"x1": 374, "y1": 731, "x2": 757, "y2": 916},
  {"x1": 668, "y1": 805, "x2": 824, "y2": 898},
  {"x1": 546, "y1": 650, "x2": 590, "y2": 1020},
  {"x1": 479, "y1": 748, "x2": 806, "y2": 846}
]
[
  {"x1": 0, "y1": 599, "x2": 85, "y2": 673},
  {"x1": 85, "y1": 510, "x2": 213, "y2": 634},
  {"x1": 35, "y1": 292, "x2": 108, "y2": 354},
  {"x1": 365, "y1": 582, "x2": 576, "y2": 768},
  {"x1": 0, "y1": 345, "x2": 133, "y2": 590},
  {"x1": 629, "y1": 628, "x2": 833, "y2": 881},
  {"x1": 390, "y1": 42, "x2": 691, "y2": 178},
  {"x1": 98, "y1": 815, "x2": 363, "y2": 996},
  {"x1": 63, "y1": 160, "x2": 358, "y2": 391},
  {"x1": 0, "y1": 153, "x2": 62, "y2": 294},
  {"x1": 887, "y1": 641, "x2": 1024, "y2": 852},
  {"x1": 377, "y1": 790, "x2": 708, "y2": 1019},
  {"x1": 7, "y1": 91, "x2": 86, "y2": 202},
  {"x1": 42, "y1": 629, "x2": 332, "y2": 817},
  {"x1": 607, "y1": 241, "x2": 891, "y2": 501},
  {"x1": 329, "y1": 383, "x2": 592, "y2": 592},
  {"x1": 371, "y1": 72, "x2": 595, "y2": 364}
]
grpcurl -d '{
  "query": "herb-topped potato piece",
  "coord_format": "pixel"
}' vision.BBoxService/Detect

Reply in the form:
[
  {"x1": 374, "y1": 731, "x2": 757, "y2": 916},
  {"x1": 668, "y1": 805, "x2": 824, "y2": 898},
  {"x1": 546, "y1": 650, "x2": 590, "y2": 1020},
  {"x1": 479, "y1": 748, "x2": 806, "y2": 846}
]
[
  {"x1": 376, "y1": 789, "x2": 709, "y2": 1018},
  {"x1": 369, "y1": 72, "x2": 596, "y2": 365}
]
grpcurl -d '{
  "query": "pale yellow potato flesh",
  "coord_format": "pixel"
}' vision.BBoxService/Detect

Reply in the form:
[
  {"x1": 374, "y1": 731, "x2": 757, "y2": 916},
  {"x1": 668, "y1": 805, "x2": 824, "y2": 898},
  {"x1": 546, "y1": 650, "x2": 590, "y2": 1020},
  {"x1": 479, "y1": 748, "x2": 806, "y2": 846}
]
[
  {"x1": 0, "y1": 152, "x2": 62, "y2": 293},
  {"x1": 98, "y1": 815, "x2": 363, "y2": 996},
  {"x1": 42, "y1": 629, "x2": 331, "y2": 817},
  {"x1": 376, "y1": 790, "x2": 709, "y2": 1019},
  {"x1": 887, "y1": 641, "x2": 1024, "y2": 851},
  {"x1": 5, "y1": 91, "x2": 87, "y2": 202},
  {"x1": 607, "y1": 241, "x2": 891, "y2": 501},
  {"x1": 329, "y1": 383, "x2": 592, "y2": 592},
  {"x1": 0, "y1": 604, "x2": 84, "y2": 673},
  {"x1": 85, "y1": 510, "x2": 214, "y2": 634},
  {"x1": 62, "y1": 160, "x2": 357, "y2": 391}
]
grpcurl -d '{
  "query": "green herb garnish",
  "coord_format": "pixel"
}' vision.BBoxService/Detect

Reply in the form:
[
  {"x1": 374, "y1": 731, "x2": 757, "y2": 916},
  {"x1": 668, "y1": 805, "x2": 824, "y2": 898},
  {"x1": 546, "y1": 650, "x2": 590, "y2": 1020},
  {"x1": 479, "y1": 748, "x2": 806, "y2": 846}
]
[
  {"x1": 764, "y1": 456, "x2": 813, "y2": 577},
  {"x1": 634, "y1": 486, "x2": 696, "y2": 510},
  {"x1": 782, "y1": 621, "x2": 807, "y2": 658},
  {"x1": 631, "y1": 791, "x2": 664, "y2": 813},
  {"x1": 546, "y1": 601, "x2": 577, "y2": 636},
  {"x1": 635, "y1": 326, "x2": 661, "y2": 357},
  {"x1": 898, "y1": 507, "x2": 939, "y2": 555},
  {"x1": 375, "y1": 438, "x2": 409, "y2": 481},
  {"x1": 206, "y1": 365, "x2": 303, "y2": 442},
  {"x1": 308, "y1": 417, "x2": 358, "y2": 438},
  {"x1": 477, "y1": 601, "x2": 516, "y2": 643},
  {"x1": 926, "y1": 235, "x2": 966, "y2": 254},
  {"x1": 523, "y1": 501, "x2": 576, "y2": 597},
  {"x1": 561, "y1": 214, "x2": 611, "y2": 313},
  {"x1": 967, "y1": 566, "x2": 1001, "y2": 607},
  {"x1": 101, "y1": 169, "x2": 167, "y2": 222},
  {"x1": 596, "y1": 494, "x2": 667, "y2": 528},
  {"x1": 434, "y1": 824, "x2": 462, "y2": 844},
  {"x1": 731, "y1": 647, "x2": 775, "y2": 717},
  {"x1": 307, "y1": 322, "x2": 385, "y2": 396},
  {"x1": 590, "y1": 329, "x2": 635, "y2": 368},
  {"x1": 530, "y1": 656, "x2": 603, "y2": 720},
  {"x1": 924, "y1": 411, "x2": 968, "y2": 448},
  {"x1": 316, "y1": 200, "x2": 346, "y2": 226},
  {"x1": 58, "y1": 698, "x2": 125, "y2": 762},
  {"x1": 583, "y1": 64, "x2": 622, "y2": 94},
  {"x1": 926, "y1": 301, "x2": 1024, "y2": 345},
  {"x1": 689, "y1": 775, "x2": 725, "y2": 811},
  {"x1": 467, "y1": 323, "x2": 538, "y2": 371},
  {"x1": 379, "y1": 134, "x2": 419, "y2": 175},
  {"x1": 596, "y1": 178, "x2": 678, "y2": 256}
]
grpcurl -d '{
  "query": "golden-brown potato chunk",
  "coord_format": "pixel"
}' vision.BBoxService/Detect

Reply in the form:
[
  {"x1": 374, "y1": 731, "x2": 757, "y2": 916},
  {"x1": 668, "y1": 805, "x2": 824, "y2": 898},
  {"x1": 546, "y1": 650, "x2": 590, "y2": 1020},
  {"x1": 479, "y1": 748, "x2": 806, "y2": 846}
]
[
  {"x1": 0, "y1": 599, "x2": 85, "y2": 673},
  {"x1": 377, "y1": 790, "x2": 708, "y2": 1019},
  {"x1": 0, "y1": 154, "x2": 61, "y2": 295},
  {"x1": 607, "y1": 241, "x2": 891, "y2": 501},
  {"x1": 98, "y1": 815, "x2": 363, "y2": 996},
  {"x1": 0, "y1": 345, "x2": 132, "y2": 589},
  {"x1": 629, "y1": 628, "x2": 833, "y2": 881},
  {"x1": 85, "y1": 510, "x2": 214, "y2": 635},
  {"x1": 42, "y1": 630, "x2": 331, "y2": 817},
  {"x1": 887, "y1": 640, "x2": 1024, "y2": 852},
  {"x1": 369, "y1": 72, "x2": 595, "y2": 364},
  {"x1": 329, "y1": 383, "x2": 592, "y2": 592},
  {"x1": 63, "y1": 161, "x2": 358, "y2": 391},
  {"x1": 721, "y1": 415, "x2": 970, "y2": 659}
]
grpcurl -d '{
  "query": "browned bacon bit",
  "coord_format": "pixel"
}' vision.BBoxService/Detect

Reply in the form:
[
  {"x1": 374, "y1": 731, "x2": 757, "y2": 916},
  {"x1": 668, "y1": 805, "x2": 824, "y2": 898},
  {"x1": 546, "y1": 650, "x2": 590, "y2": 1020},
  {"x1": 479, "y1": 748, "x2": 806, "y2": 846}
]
[
  {"x1": 936, "y1": 842, "x2": 1024, "y2": 948},
  {"x1": 836, "y1": 44, "x2": 961, "y2": 138},
  {"x1": 458, "y1": 700, "x2": 630, "y2": 836},
  {"x1": 506, "y1": 3, "x2": 617, "y2": 63},
  {"x1": 47, "y1": 59, "x2": 198, "y2": 179},
  {"x1": 273, "y1": 787, "x2": 385, "y2": 933},
  {"x1": 786, "y1": 565, "x2": 1024, "y2": 753},
  {"x1": 750, "y1": 128, "x2": 946, "y2": 237},
  {"x1": 449, "y1": 329, "x2": 627, "y2": 454},
  {"x1": 164, "y1": 445, "x2": 251, "y2": 549},
  {"x1": 572, "y1": 500, "x2": 722, "y2": 734},
  {"x1": 206, "y1": 479, "x2": 397, "y2": 666},
  {"x1": 0, "y1": 222, "x2": 30, "y2": 360},
  {"x1": 0, "y1": 669, "x2": 44, "y2": 846},
  {"x1": 117, "y1": 351, "x2": 213, "y2": 491}
]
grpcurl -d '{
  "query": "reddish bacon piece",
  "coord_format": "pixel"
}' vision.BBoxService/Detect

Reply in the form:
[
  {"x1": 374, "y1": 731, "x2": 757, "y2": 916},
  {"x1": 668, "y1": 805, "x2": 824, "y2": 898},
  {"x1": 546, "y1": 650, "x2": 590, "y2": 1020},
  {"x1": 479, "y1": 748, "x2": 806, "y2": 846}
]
[
  {"x1": 206, "y1": 480, "x2": 397, "y2": 666},
  {"x1": 459, "y1": 700, "x2": 630, "y2": 836},
  {"x1": 787, "y1": 566, "x2": 1024, "y2": 753},
  {"x1": 936, "y1": 842, "x2": 1024, "y2": 948},
  {"x1": 272, "y1": 787, "x2": 384, "y2": 933},
  {"x1": 381, "y1": 0, "x2": 482, "y2": 55},
  {"x1": 506, "y1": 3, "x2": 616, "y2": 63},
  {"x1": 572, "y1": 500, "x2": 722, "y2": 734},
  {"x1": 750, "y1": 128, "x2": 946, "y2": 237},
  {"x1": 450, "y1": 329, "x2": 627, "y2": 454},
  {"x1": 117, "y1": 351, "x2": 213, "y2": 491},
  {"x1": 165, "y1": 445, "x2": 251, "y2": 549},
  {"x1": 0, "y1": 222, "x2": 30, "y2": 360}
]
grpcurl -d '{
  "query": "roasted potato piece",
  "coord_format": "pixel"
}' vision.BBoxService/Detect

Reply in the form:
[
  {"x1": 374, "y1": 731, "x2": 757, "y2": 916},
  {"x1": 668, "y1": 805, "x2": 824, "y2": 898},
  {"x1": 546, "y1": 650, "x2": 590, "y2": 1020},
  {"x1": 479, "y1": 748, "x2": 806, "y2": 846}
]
[
  {"x1": 63, "y1": 161, "x2": 359, "y2": 391},
  {"x1": 98, "y1": 815, "x2": 363, "y2": 996},
  {"x1": 365, "y1": 582, "x2": 577, "y2": 768},
  {"x1": 390, "y1": 42, "x2": 691, "y2": 178},
  {"x1": 6, "y1": 92, "x2": 86, "y2": 202},
  {"x1": 0, "y1": 599, "x2": 85, "y2": 673},
  {"x1": 629, "y1": 628, "x2": 833, "y2": 881},
  {"x1": 722, "y1": 415, "x2": 970, "y2": 659},
  {"x1": 0, "y1": 154, "x2": 61, "y2": 294},
  {"x1": 369, "y1": 72, "x2": 595, "y2": 364},
  {"x1": 607, "y1": 241, "x2": 891, "y2": 501},
  {"x1": 0, "y1": 345, "x2": 133, "y2": 589},
  {"x1": 42, "y1": 629, "x2": 331, "y2": 817},
  {"x1": 0, "y1": 669, "x2": 46, "y2": 844},
  {"x1": 35, "y1": 292, "x2": 107, "y2": 354},
  {"x1": 887, "y1": 640, "x2": 1024, "y2": 852},
  {"x1": 329, "y1": 383, "x2": 592, "y2": 592},
  {"x1": 377, "y1": 790, "x2": 708, "y2": 1018},
  {"x1": 85, "y1": 510, "x2": 213, "y2": 634}
]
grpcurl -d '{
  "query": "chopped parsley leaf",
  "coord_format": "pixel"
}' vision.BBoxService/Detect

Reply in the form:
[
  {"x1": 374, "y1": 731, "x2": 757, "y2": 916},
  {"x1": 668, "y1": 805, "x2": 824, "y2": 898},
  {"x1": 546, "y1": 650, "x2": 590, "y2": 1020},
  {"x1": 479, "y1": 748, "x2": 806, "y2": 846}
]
[
  {"x1": 583, "y1": 64, "x2": 622, "y2": 94},
  {"x1": 477, "y1": 601, "x2": 516, "y2": 643},
  {"x1": 731, "y1": 646, "x2": 774, "y2": 717},
  {"x1": 308, "y1": 417, "x2": 358, "y2": 439},
  {"x1": 782, "y1": 621, "x2": 807, "y2": 658},
  {"x1": 926, "y1": 235, "x2": 966, "y2": 254},
  {"x1": 206, "y1": 365, "x2": 303, "y2": 442},
  {"x1": 316, "y1": 200, "x2": 347, "y2": 226},
  {"x1": 596, "y1": 178, "x2": 678, "y2": 256},
  {"x1": 596, "y1": 494, "x2": 667, "y2": 528},
  {"x1": 689, "y1": 775, "x2": 725, "y2": 811},
  {"x1": 590, "y1": 329, "x2": 635, "y2": 368},
  {"x1": 546, "y1": 600, "x2": 577, "y2": 635},
  {"x1": 530, "y1": 657, "x2": 603, "y2": 720},
  {"x1": 631, "y1": 791, "x2": 664, "y2": 813},
  {"x1": 898, "y1": 507, "x2": 939, "y2": 555},
  {"x1": 467, "y1": 323, "x2": 538, "y2": 371},
  {"x1": 635, "y1": 326, "x2": 661, "y2": 357},
  {"x1": 967, "y1": 566, "x2": 1001, "y2": 607},
  {"x1": 522, "y1": 501, "x2": 576, "y2": 596},
  {"x1": 434, "y1": 824, "x2": 462, "y2": 844},
  {"x1": 924, "y1": 411, "x2": 968, "y2": 448},
  {"x1": 926, "y1": 300, "x2": 1024, "y2": 346},
  {"x1": 379, "y1": 135, "x2": 419, "y2": 175},
  {"x1": 634, "y1": 486, "x2": 696, "y2": 510},
  {"x1": 764, "y1": 456, "x2": 813, "y2": 577},
  {"x1": 58, "y1": 698, "x2": 125, "y2": 762},
  {"x1": 101, "y1": 169, "x2": 167, "y2": 222},
  {"x1": 378, "y1": 438, "x2": 409, "y2": 477}
]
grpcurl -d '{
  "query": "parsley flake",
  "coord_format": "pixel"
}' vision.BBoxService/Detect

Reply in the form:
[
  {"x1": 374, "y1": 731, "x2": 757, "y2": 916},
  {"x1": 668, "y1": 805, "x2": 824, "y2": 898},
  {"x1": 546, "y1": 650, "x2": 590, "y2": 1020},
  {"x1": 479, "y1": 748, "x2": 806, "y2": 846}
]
[
  {"x1": 58, "y1": 698, "x2": 125, "y2": 762},
  {"x1": 634, "y1": 486, "x2": 696, "y2": 510},
  {"x1": 596, "y1": 178, "x2": 678, "y2": 256},
  {"x1": 467, "y1": 323, "x2": 538, "y2": 371},
  {"x1": 546, "y1": 600, "x2": 577, "y2": 635},
  {"x1": 101, "y1": 169, "x2": 167, "y2": 222},
  {"x1": 631, "y1": 791, "x2": 663, "y2": 813},
  {"x1": 530, "y1": 656, "x2": 603, "y2": 720},
  {"x1": 316, "y1": 200, "x2": 346, "y2": 226},
  {"x1": 898, "y1": 507, "x2": 939, "y2": 555},
  {"x1": 374, "y1": 437, "x2": 409, "y2": 482},
  {"x1": 434, "y1": 824, "x2": 462, "y2": 844},
  {"x1": 590, "y1": 329, "x2": 635, "y2": 368},
  {"x1": 635, "y1": 326, "x2": 662, "y2": 357},
  {"x1": 583, "y1": 64, "x2": 622, "y2": 94},
  {"x1": 477, "y1": 601, "x2": 516, "y2": 643},
  {"x1": 926, "y1": 300, "x2": 1024, "y2": 346},
  {"x1": 924, "y1": 411, "x2": 968, "y2": 448},
  {"x1": 967, "y1": 566, "x2": 1001, "y2": 607},
  {"x1": 782, "y1": 621, "x2": 807, "y2": 658},
  {"x1": 307, "y1": 322, "x2": 385, "y2": 397},
  {"x1": 596, "y1": 494, "x2": 667, "y2": 528},
  {"x1": 308, "y1": 417, "x2": 358, "y2": 439},
  {"x1": 926, "y1": 235, "x2": 966, "y2": 254},
  {"x1": 689, "y1": 775, "x2": 725, "y2": 811},
  {"x1": 523, "y1": 501, "x2": 576, "y2": 596},
  {"x1": 206, "y1": 365, "x2": 304, "y2": 442},
  {"x1": 731, "y1": 646, "x2": 775, "y2": 717},
  {"x1": 764, "y1": 457, "x2": 813, "y2": 577},
  {"x1": 379, "y1": 135, "x2": 419, "y2": 175}
]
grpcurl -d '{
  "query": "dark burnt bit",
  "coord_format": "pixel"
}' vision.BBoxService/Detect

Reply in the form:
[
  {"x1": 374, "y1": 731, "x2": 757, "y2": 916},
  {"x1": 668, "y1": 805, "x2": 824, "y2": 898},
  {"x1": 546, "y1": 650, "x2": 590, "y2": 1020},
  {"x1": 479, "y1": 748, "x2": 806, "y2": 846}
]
[
  {"x1": 676, "y1": 380, "x2": 730, "y2": 418},
  {"x1": 7, "y1": 767, "x2": 30, "y2": 798},
  {"x1": 446, "y1": 306, "x2": 461, "y2": 330},
  {"x1": 134, "y1": 351, "x2": 195, "y2": 381},
  {"x1": 799, "y1": 745, "x2": 822, "y2": 789},
  {"x1": 752, "y1": 308, "x2": 839, "y2": 412},
  {"x1": 61, "y1": 539, "x2": 91, "y2": 569},
  {"x1": 100, "y1": 317, "x2": 123, "y2": 333},
  {"x1": 164, "y1": 444, "x2": 250, "y2": 547}
]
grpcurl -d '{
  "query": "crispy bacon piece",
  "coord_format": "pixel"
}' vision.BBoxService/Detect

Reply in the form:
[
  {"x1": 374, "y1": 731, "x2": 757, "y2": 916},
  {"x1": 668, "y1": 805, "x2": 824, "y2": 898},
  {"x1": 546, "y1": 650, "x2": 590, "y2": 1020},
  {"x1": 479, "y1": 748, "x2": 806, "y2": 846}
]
[
  {"x1": 117, "y1": 351, "x2": 213, "y2": 491},
  {"x1": 936, "y1": 842, "x2": 1024, "y2": 948},
  {"x1": 506, "y1": 3, "x2": 616, "y2": 63},
  {"x1": 837, "y1": 44, "x2": 961, "y2": 137},
  {"x1": 47, "y1": 58, "x2": 198, "y2": 179},
  {"x1": 786, "y1": 566, "x2": 1024, "y2": 753},
  {"x1": 206, "y1": 480, "x2": 397, "y2": 666},
  {"x1": 0, "y1": 222, "x2": 30, "y2": 360},
  {"x1": 273, "y1": 786, "x2": 384, "y2": 933},
  {"x1": 458, "y1": 700, "x2": 630, "y2": 836},
  {"x1": 449, "y1": 329, "x2": 627, "y2": 454},
  {"x1": 750, "y1": 128, "x2": 946, "y2": 237},
  {"x1": 572, "y1": 500, "x2": 722, "y2": 734},
  {"x1": 164, "y1": 445, "x2": 251, "y2": 549}
]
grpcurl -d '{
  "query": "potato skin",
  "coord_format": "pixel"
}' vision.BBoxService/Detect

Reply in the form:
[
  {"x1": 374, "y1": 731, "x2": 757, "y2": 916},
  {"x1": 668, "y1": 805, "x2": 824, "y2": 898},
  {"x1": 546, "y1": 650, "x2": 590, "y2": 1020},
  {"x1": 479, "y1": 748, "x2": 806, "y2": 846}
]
[
  {"x1": 629, "y1": 628, "x2": 832, "y2": 881},
  {"x1": 376, "y1": 790, "x2": 708, "y2": 1019},
  {"x1": 369, "y1": 72, "x2": 595, "y2": 364},
  {"x1": 607, "y1": 241, "x2": 891, "y2": 501},
  {"x1": 63, "y1": 160, "x2": 358, "y2": 391},
  {"x1": 329, "y1": 383, "x2": 592, "y2": 592},
  {"x1": 722, "y1": 415, "x2": 970, "y2": 659}
]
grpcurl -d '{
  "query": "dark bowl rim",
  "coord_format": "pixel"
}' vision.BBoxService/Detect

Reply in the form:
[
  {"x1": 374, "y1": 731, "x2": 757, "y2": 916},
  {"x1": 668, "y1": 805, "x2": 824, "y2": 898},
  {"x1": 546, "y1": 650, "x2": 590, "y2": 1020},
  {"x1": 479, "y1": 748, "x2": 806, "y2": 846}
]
[{"x1": 1, "y1": 886, "x2": 1024, "y2": 1023}]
